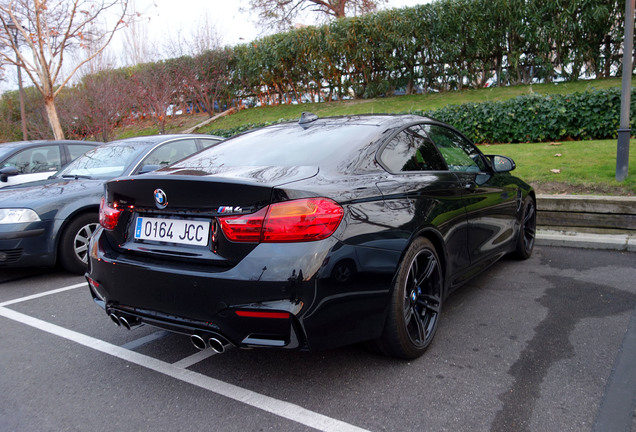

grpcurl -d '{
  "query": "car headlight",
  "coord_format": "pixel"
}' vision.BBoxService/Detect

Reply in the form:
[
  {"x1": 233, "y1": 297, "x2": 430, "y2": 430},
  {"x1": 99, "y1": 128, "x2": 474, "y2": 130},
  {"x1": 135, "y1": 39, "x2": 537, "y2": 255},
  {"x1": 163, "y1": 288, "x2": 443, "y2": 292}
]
[{"x1": 0, "y1": 209, "x2": 41, "y2": 224}]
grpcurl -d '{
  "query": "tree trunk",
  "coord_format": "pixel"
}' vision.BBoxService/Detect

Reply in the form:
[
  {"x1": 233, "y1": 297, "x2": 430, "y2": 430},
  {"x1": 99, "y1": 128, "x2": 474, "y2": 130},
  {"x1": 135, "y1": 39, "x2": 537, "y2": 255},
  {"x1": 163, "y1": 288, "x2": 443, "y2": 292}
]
[{"x1": 44, "y1": 96, "x2": 65, "y2": 140}]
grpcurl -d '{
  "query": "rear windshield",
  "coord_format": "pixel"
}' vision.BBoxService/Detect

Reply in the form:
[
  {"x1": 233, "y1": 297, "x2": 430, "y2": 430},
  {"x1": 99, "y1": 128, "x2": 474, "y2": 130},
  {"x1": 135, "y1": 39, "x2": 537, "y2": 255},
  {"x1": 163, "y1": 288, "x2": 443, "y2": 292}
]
[{"x1": 172, "y1": 123, "x2": 380, "y2": 169}]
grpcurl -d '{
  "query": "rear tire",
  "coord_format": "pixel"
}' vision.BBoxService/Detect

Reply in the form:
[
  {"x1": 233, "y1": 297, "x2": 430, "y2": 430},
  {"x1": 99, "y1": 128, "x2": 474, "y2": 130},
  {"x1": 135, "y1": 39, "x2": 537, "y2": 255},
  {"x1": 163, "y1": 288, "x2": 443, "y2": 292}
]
[
  {"x1": 514, "y1": 197, "x2": 536, "y2": 260},
  {"x1": 58, "y1": 213, "x2": 99, "y2": 274},
  {"x1": 377, "y1": 237, "x2": 443, "y2": 360}
]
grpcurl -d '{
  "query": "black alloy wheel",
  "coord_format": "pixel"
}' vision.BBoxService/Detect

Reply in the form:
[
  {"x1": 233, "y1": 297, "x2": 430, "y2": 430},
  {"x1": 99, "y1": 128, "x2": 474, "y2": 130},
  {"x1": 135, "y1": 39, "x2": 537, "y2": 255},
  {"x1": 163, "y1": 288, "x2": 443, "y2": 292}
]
[
  {"x1": 379, "y1": 237, "x2": 443, "y2": 359},
  {"x1": 514, "y1": 197, "x2": 536, "y2": 260},
  {"x1": 58, "y1": 213, "x2": 99, "y2": 274}
]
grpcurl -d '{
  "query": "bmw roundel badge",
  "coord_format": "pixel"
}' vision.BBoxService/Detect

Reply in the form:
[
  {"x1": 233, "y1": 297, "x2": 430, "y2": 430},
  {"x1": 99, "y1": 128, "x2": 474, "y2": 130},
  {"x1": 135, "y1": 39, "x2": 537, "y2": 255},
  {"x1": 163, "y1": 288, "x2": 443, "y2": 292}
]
[{"x1": 154, "y1": 188, "x2": 168, "y2": 209}]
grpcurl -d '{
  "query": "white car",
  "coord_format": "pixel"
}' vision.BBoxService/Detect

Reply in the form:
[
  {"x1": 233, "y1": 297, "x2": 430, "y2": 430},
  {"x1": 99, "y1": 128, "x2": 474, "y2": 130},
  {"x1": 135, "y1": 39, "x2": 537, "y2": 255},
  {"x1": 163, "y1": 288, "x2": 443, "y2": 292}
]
[{"x1": 0, "y1": 140, "x2": 99, "y2": 188}]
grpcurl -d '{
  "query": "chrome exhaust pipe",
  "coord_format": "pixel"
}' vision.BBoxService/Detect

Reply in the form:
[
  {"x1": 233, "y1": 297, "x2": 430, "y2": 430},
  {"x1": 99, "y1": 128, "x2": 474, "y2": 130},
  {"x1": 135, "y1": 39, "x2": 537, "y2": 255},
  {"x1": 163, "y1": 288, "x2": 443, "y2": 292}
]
[
  {"x1": 208, "y1": 337, "x2": 225, "y2": 354},
  {"x1": 190, "y1": 334, "x2": 207, "y2": 351},
  {"x1": 118, "y1": 316, "x2": 141, "y2": 330},
  {"x1": 109, "y1": 313, "x2": 121, "y2": 327}
]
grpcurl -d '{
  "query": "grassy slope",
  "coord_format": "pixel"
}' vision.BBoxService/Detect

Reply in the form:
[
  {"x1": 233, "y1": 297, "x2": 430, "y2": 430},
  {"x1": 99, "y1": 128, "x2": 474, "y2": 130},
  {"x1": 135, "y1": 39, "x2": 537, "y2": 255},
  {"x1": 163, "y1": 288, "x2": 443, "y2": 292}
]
[
  {"x1": 195, "y1": 77, "x2": 624, "y2": 132},
  {"x1": 116, "y1": 77, "x2": 634, "y2": 195}
]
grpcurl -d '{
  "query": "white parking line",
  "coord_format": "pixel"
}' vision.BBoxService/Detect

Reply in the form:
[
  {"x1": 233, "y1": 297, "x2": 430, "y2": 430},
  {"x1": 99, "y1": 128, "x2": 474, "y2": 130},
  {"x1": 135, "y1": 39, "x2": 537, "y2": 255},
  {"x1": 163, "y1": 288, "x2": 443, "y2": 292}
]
[
  {"x1": 0, "y1": 302, "x2": 370, "y2": 432},
  {"x1": 121, "y1": 330, "x2": 170, "y2": 350},
  {"x1": 0, "y1": 282, "x2": 86, "y2": 307},
  {"x1": 172, "y1": 348, "x2": 219, "y2": 369}
]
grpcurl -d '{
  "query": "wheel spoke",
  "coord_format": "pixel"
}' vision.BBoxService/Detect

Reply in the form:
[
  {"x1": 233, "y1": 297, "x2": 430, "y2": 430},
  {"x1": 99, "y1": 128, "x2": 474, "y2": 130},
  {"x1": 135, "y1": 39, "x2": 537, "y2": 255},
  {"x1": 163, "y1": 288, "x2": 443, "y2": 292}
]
[
  {"x1": 413, "y1": 310, "x2": 426, "y2": 343},
  {"x1": 74, "y1": 223, "x2": 98, "y2": 264},
  {"x1": 524, "y1": 206, "x2": 535, "y2": 224},
  {"x1": 417, "y1": 294, "x2": 441, "y2": 314},
  {"x1": 411, "y1": 258, "x2": 422, "y2": 287},
  {"x1": 415, "y1": 255, "x2": 436, "y2": 287}
]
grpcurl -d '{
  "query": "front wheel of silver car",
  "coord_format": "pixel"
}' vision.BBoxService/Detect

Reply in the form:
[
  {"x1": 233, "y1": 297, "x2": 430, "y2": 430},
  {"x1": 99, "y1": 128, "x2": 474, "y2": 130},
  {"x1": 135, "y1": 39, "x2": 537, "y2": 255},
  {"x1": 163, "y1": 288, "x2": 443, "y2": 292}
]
[
  {"x1": 377, "y1": 237, "x2": 443, "y2": 360},
  {"x1": 58, "y1": 213, "x2": 99, "y2": 274}
]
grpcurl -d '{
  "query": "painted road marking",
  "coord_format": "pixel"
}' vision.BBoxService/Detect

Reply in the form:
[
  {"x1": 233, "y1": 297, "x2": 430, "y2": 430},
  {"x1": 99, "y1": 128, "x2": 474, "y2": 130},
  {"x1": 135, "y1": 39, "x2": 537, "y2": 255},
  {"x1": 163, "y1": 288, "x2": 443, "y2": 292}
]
[
  {"x1": 172, "y1": 348, "x2": 219, "y2": 369},
  {"x1": 121, "y1": 330, "x2": 170, "y2": 350},
  {"x1": 0, "y1": 282, "x2": 86, "y2": 307},
  {"x1": 0, "y1": 289, "x2": 370, "y2": 432}
]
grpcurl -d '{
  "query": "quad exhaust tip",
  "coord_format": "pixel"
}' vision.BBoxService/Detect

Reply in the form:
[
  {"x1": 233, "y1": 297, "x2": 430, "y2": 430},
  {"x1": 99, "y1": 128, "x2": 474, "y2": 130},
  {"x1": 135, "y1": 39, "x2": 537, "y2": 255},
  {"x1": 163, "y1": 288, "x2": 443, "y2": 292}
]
[
  {"x1": 190, "y1": 334, "x2": 227, "y2": 354},
  {"x1": 209, "y1": 338, "x2": 225, "y2": 354},
  {"x1": 109, "y1": 313, "x2": 140, "y2": 330},
  {"x1": 109, "y1": 313, "x2": 121, "y2": 327},
  {"x1": 191, "y1": 334, "x2": 207, "y2": 351}
]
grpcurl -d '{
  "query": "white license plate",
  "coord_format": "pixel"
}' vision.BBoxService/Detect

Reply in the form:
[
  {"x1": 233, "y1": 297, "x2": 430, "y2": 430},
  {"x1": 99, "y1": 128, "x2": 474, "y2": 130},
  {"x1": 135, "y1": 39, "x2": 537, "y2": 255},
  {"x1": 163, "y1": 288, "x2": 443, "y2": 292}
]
[{"x1": 134, "y1": 216, "x2": 210, "y2": 246}]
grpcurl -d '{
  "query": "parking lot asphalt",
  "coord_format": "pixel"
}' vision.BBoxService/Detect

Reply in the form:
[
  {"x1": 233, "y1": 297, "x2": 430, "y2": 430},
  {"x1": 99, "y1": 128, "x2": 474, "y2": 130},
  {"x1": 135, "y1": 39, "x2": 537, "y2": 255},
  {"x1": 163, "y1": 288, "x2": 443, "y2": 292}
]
[{"x1": 1, "y1": 245, "x2": 635, "y2": 432}]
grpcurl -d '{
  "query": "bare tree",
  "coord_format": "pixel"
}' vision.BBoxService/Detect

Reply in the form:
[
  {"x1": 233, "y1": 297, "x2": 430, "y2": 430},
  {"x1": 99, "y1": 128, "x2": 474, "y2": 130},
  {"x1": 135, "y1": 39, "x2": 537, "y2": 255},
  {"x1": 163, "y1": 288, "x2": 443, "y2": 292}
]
[
  {"x1": 121, "y1": 0, "x2": 158, "y2": 65},
  {"x1": 131, "y1": 60, "x2": 176, "y2": 134},
  {"x1": 58, "y1": 69, "x2": 132, "y2": 141},
  {"x1": 0, "y1": 0, "x2": 129, "y2": 139},
  {"x1": 245, "y1": 0, "x2": 385, "y2": 30},
  {"x1": 162, "y1": 13, "x2": 222, "y2": 58}
]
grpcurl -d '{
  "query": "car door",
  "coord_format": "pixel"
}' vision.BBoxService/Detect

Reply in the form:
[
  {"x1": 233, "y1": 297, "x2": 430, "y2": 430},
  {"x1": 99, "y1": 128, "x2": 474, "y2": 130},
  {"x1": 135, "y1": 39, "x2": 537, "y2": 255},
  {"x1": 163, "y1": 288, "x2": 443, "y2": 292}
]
[
  {"x1": 422, "y1": 124, "x2": 519, "y2": 265},
  {"x1": 0, "y1": 144, "x2": 63, "y2": 188},
  {"x1": 376, "y1": 125, "x2": 471, "y2": 279}
]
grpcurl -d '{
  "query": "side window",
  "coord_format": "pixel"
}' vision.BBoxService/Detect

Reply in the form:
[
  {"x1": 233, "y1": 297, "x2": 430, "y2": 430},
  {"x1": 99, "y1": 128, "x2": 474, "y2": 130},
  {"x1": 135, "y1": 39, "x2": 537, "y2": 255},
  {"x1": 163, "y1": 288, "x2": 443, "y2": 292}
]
[
  {"x1": 67, "y1": 144, "x2": 96, "y2": 160},
  {"x1": 4, "y1": 146, "x2": 62, "y2": 174},
  {"x1": 199, "y1": 137, "x2": 221, "y2": 149},
  {"x1": 423, "y1": 125, "x2": 486, "y2": 173},
  {"x1": 143, "y1": 139, "x2": 198, "y2": 167},
  {"x1": 380, "y1": 127, "x2": 447, "y2": 173}
]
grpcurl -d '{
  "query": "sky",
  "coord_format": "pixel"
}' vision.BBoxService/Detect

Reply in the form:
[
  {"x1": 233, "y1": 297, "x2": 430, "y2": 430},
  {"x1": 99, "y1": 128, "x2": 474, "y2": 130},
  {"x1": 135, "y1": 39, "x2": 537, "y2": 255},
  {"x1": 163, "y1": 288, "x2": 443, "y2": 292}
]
[{"x1": 136, "y1": 0, "x2": 432, "y2": 47}]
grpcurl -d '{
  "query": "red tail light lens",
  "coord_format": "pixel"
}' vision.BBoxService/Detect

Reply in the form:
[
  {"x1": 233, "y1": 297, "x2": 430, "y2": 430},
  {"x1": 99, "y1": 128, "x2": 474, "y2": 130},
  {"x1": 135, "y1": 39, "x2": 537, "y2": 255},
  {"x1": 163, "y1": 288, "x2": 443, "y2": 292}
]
[
  {"x1": 99, "y1": 197, "x2": 122, "y2": 230},
  {"x1": 218, "y1": 206, "x2": 268, "y2": 242},
  {"x1": 219, "y1": 198, "x2": 344, "y2": 243},
  {"x1": 262, "y1": 198, "x2": 344, "y2": 242}
]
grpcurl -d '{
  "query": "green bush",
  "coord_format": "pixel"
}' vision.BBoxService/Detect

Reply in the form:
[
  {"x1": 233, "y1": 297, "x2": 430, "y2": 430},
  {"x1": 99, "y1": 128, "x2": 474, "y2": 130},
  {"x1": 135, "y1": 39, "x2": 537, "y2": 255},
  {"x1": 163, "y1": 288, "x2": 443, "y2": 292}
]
[{"x1": 417, "y1": 88, "x2": 634, "y2": 143}]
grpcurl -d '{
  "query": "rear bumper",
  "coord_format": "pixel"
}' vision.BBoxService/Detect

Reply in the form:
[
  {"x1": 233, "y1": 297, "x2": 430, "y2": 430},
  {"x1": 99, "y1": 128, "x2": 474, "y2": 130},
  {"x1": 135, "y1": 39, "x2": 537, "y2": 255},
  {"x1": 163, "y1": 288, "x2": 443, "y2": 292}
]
[{"x1": 87, "y1": 226, "x2": 398, "y2": 351}]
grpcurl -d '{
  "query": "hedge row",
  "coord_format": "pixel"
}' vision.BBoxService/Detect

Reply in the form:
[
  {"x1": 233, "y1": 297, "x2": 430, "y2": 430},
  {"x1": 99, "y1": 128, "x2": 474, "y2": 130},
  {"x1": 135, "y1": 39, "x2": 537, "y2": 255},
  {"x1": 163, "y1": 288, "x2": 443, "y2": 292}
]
[
  {"x1": 209, "y1": 88, "x2": 633, "y2": 144},
  {"x1": 231, "y1": 0, "x2": 625, "y2": 101},
  {"x1": 418, "y1": 88, "x2": 634, "y2": 143}
]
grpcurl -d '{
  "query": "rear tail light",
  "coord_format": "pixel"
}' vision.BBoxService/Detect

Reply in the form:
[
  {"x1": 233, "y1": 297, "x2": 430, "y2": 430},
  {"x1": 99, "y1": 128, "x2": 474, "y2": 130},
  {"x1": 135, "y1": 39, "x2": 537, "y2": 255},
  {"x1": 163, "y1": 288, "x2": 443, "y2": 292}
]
[
  {"x1": 219, "y1": 198, "x2": 343, "y2": 243},
  {"x1": 99, "y1": 197, "x2": 122, "y2": 230}
]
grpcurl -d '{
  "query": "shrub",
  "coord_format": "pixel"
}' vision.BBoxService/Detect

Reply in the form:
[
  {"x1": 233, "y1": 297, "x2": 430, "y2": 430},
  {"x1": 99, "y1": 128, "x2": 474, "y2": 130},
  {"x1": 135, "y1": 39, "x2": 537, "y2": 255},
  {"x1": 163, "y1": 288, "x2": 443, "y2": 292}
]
[{"x1": 417, "y1": 88, "x2": 634, "y2": 143}]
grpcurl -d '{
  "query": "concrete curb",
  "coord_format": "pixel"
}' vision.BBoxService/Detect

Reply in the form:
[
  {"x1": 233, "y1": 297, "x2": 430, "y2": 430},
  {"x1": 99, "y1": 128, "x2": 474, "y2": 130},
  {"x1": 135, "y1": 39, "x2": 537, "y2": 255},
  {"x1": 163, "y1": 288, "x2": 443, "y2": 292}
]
[
  {"x1": 536, "y1": 229, "x2": 636, "y2": 252},
  {"x1": 536, "y1": 195, "x2": 635, "y2": 252}
]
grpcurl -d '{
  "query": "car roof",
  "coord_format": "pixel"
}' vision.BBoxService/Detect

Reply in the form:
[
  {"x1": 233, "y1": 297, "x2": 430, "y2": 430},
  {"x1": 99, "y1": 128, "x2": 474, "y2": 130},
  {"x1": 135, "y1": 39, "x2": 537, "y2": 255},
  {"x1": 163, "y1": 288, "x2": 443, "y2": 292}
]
[
  {"x1": 274, "y1": 113, "x2": 431, "y2": 129},
  {"x1": 0, "y1": 139, "x2": 99, "y2": 150},
  {"x1": 107, "y1": 134, "x2": 222, "y2": 147}
]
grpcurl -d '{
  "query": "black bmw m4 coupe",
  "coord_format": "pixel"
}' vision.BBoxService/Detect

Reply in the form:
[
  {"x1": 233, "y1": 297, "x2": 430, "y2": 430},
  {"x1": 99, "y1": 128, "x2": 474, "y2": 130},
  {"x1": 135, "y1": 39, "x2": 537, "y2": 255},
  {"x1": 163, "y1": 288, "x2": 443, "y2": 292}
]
[{"x1": 87, "y1": 114, "x2": 536, "y2": 359}]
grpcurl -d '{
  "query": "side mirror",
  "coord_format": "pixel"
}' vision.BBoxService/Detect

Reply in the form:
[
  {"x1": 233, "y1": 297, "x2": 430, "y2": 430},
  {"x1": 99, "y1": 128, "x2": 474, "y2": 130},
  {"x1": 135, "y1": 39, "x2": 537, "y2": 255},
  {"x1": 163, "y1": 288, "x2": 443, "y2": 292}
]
[
  {"x1": 489, "y1": 155, "x2": 516, "y2": 173},
  {"x1": 0, "y1": 166, "x2": 19, "y2": 182}
]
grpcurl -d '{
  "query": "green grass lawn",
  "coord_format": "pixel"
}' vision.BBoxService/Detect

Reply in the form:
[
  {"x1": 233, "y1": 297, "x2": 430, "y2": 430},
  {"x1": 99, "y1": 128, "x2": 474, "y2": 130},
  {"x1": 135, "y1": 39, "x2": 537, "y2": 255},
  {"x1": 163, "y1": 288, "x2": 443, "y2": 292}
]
[{"x1": 484, "y1": 139, "x2": 636, "y2": 195}]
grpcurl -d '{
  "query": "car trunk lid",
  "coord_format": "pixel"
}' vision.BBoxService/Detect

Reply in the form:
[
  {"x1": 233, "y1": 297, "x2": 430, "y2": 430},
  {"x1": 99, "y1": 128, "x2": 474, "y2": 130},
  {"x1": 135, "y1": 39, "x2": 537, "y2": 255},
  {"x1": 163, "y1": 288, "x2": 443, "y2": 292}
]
[{"x1": 101, "y1": 166, "x2": 319, "y2": 267}]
